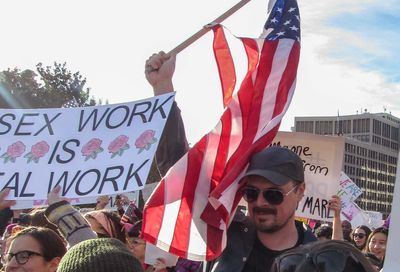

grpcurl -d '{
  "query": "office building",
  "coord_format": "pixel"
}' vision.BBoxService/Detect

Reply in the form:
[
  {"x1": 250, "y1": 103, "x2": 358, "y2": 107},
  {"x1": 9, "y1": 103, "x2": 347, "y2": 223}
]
[{"x1": 294, "y1": 111, "x2": 399, "y2": 216}]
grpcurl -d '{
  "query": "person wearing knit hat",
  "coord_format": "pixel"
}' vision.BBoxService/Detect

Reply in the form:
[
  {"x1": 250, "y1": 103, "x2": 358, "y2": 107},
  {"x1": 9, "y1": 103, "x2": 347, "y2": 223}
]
[{"x1": 57, "y1": 238, "x2": 143, "y2": 272}]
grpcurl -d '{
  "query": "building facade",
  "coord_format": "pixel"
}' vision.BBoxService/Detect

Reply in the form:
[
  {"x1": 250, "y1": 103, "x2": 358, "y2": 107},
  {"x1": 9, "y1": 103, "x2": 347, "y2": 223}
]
[{"x1": 294, "y1": 112, "x2": 399, "y2": 216}]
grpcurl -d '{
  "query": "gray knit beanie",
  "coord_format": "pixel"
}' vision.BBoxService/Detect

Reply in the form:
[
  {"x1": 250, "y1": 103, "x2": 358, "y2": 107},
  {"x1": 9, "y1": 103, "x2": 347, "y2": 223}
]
[{"x1": 57, "y1": 238, "x2": 143, "y2": 272}]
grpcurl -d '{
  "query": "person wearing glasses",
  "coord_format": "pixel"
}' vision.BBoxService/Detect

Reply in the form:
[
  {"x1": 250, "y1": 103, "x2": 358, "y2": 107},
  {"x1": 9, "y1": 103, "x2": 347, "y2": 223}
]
[
  {"x1": 351, "y1": 225, "x2": 372, "y2": 250},
  {"x1": 2, "y1": 226, "x2": 66, "y2": 272},
  {"x1": 204, "y1": 146, "x2": 318, "y2": 272}
]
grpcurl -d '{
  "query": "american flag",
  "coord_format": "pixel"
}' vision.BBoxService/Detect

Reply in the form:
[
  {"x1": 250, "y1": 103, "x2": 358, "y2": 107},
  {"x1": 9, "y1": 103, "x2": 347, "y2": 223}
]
[{"x1": 142, "y1": 0, "x2": 301, "y2": 261}]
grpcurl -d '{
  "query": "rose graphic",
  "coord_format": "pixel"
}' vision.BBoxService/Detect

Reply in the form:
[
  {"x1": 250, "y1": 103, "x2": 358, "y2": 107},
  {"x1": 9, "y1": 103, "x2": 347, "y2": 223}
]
[
  {"x1": 135, "y1": 130, "x2": 157, "y2": 154},
  {"x1": 24, "y1": 141, "x2": 50, "y2": 163},
  {"x1": 1, "y1": 141, "x2": 26, "y2": 163},
  {"x1": 81, "y1": 138, "x2": 103, "y2": 161},
  {"x1": 108, "y1": 135, "x2": 130, "y2": 158}
]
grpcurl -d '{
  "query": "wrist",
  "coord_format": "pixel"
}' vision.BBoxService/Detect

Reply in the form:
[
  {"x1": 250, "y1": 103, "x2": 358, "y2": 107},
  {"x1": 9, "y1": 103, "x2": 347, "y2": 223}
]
[{"x1": 153, "y1": 81, "x2": 174, "y2": 96}]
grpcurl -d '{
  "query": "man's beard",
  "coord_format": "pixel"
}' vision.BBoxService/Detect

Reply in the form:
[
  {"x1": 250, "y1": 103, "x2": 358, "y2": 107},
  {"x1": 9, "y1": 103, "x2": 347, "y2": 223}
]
[{"x1": 252, "y1": 207, "x2": 295, "y2": 233}]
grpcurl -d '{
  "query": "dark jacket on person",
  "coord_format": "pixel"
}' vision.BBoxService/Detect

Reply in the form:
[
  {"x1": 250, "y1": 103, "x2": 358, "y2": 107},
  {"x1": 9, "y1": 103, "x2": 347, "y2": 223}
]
[
  {"x1": 146, "y1": 101, "x2": 189, "y2": 185},
  {"x1": 203, "y1": 215, "x2": 317, "y2": 272}
]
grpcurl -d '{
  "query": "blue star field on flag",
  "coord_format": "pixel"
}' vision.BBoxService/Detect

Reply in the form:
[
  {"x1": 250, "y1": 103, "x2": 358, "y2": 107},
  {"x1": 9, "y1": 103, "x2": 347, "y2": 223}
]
[{"x1": 263, "y1": 0, "x2": 300, "y2": 42}]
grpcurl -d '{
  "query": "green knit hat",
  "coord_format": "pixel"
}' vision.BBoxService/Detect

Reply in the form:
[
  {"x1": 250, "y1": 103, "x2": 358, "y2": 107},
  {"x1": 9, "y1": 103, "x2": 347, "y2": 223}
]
[{"x1": 57, "y1": 238, "x2": 143, "y2": 272}]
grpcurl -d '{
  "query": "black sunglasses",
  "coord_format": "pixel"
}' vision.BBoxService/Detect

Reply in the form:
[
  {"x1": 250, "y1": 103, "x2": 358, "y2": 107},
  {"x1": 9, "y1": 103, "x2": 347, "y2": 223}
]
[
  {"x1": 2, "y1": 250, "x2": 43, "y2": 265},
  {"x1": 273, "y1": 249, "x2": 360, "y2": 272},
  {"x1": 242, "y1": 184, "x2": 299, "y2": 205},
  {"x1": 352, "y1": 233, "x2": 366, "y2": 239}
]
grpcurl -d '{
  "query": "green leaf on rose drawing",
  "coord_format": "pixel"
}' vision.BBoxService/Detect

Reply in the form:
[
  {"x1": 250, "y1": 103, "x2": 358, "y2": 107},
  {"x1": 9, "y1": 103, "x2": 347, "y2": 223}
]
[
  {"x1": 10, "y1": 157, "x2": 16, "y2": 163},
  {"x1": 34, "y1": 157, "x2": 39, "y2": 163},
  {"x1": 91, "y1": 153, "x2": 97, "y2": 159},
  {"x1": 122, "y1": 144, "x2": 130, "y2": 150},
  {"x1": 0, "y1": 153, "x2": 7, "y2": 159},
  {"x1": 138, "y1": 148, "x2": 144, "y2": 154},
  {"x1": 150, "y1": 138, "x2": 158, "y2": 144},
  {"x1": 111, "y1": 152, "x2": 117, "y2": 159},
  {"x1": 24, "y1": 152, "x2": 32, "y2": 159},
  {"x1": 98, "y1": 147, "x2": 104, "y2": 153},
  {"x1": 85, "y1": 155, "x2": 91, "y2": 161}
]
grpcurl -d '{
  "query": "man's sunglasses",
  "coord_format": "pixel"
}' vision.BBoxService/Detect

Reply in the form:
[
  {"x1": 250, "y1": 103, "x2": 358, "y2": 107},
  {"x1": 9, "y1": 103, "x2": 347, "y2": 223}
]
[
  {"x1": 242, "y1": 184, "x2": 299, "y2": 205},
  {"x1": 352, "y1": 233, "x2": 366, "y2": 239},
  {"x1": 272, "y1": 248, "x2": 365, "y2": 272}
]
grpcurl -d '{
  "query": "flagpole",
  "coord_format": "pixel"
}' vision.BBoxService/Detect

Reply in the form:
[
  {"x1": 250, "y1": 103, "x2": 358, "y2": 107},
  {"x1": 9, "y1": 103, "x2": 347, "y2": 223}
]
[{"x1": 168, "y1": 0, "x2": 251, "y2": 55}]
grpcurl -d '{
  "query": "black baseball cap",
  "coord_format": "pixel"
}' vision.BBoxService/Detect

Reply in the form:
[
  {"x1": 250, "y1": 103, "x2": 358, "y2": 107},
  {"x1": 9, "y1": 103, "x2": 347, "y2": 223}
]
[{"x1": 242, "y1": 146, "x2": 304, "y2": 185}]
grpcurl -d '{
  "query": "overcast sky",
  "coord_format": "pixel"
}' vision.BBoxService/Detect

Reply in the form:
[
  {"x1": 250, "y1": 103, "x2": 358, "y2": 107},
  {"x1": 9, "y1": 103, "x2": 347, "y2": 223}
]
[{"x1": 1, "y1": 0, "x2": 399, "y2": 144}]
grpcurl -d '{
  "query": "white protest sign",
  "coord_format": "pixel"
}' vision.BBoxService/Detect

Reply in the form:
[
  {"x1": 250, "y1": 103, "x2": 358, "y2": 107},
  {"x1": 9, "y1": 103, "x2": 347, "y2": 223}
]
[
  {"x1": 341, "y1": 201, "x2": 361, "y2": 221},
  {"x1": 270, "y1": 132, "x2": 345, "y2": 221},
  {"x1": 337, "y1": 171, "x2": 362, "y2": 205},
  {"x1": 364, "y1": 210, "x2": 383, "y2": 229},
  {"x1": 0, "y1": 93, "x2": 175, "y2": 201},
  {"x1": 145, "y1": 243, "x2": 178, "y2": 267},
  {"x1": 383, "y1": 150, "x2": 400, "y2": 271}
]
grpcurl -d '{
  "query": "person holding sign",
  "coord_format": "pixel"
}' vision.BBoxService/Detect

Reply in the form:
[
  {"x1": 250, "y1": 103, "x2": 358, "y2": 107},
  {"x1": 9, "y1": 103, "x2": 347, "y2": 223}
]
[{"x1": 142, "y1": 51, "x2": 189, "y2": 208}]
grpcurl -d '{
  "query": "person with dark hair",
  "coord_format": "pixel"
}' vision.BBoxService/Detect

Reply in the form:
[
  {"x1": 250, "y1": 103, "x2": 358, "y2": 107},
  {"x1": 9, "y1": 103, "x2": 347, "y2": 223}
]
[
  {"x1": 29, "y1": 208, "x2": 64, "y2": 239},
  {"x1": 2, "y1": 226, "x2": 67, "y2": 272},
  {"x1": 57, "y1": 238, "x2": 143, "y2": 272},
  {"x1": 341, "y1": 220, "x2": 353, "y2": 242},
  {"x1": 271, "y1": 240, "x2": 375, "y2": 272},
  {"x1": 314, "y1": 224, "x2": 333, "y2": 241},
  {"x1": 84, "y1": 210, "x2": 126, "y2": 243},
  {"x1": 363, "y1": 227, "x2": 388, "y2": 270},
  {"x1": 351, "y1": 225, "x2": 372, "y2": 250}
]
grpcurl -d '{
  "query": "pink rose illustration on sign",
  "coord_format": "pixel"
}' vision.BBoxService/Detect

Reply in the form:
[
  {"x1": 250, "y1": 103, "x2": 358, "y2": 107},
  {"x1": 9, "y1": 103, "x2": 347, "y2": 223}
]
[
  {"x1": 135, "y1": 130, "x2": 157, "y2": 154},
  {"x1": 1, "y1": 141, "x2": 26, "y2": 163},
  {"x1": 24, "y1": 141, "x2": 50, "y2": 163},
  {"x1": 81, "y1": 138, "x2": 103, "y2": 161},
  {"x1": 108, "y1": 135, "x2": 130, "y2": 158}
]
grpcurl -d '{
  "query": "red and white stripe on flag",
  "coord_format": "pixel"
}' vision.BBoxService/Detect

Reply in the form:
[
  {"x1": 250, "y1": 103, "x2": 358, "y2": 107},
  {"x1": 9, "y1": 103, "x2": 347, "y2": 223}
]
[{"x1": 142, "y1": 24, "x2": 300, "y2": 262}]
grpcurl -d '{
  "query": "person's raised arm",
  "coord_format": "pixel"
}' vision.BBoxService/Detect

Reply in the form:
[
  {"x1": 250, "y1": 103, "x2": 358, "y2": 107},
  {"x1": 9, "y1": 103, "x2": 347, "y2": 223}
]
[
  {"x1": 329, "y1": 195, "x2": 344, "y2": 241},
  {"x1": 143, "y1": 52, "x2": 189, "y2": 193},
  {"x1": 45, "y1": 185, "x2": 97, "y2": 247},
  {"x1": 145, "y1": 51, "x2": 176, "y2": 95}
]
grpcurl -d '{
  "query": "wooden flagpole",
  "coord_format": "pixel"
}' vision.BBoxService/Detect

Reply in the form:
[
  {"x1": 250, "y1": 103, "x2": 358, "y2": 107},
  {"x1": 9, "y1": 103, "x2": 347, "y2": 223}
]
[{"x1": 168, "y1": 0, "x2": 251, "y2": 55}]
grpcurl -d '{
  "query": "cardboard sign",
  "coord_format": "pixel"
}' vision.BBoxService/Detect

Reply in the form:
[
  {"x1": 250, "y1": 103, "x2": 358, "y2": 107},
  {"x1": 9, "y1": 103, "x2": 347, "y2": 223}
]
[
  {"x1": 270, "y1": 132, "x2": 345, "y2": 221},
  {"x1": 0, "y1": 93, "x2": 175, "y2": 201}
]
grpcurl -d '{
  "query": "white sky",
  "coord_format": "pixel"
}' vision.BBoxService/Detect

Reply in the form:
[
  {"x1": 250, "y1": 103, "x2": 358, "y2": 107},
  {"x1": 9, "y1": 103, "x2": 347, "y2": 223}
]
[{"x1": 1, "y1": 0, "x2": 399, "y2": 144}]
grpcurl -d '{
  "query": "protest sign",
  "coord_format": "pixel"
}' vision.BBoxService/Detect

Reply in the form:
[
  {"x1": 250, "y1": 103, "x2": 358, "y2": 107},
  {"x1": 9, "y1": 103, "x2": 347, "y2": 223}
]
[
  {"x1": 383, "y1": 150, "x2": 400, "y2": 271},
  {"x1": 336, "y1": 172, "x2": 363, "y2": 221},
  {"x1": 364, "y1": 210, "x2": 383, "y2": 229},
  {"x1": 0, "y1": 93, "x2": 175, "y2": 201},
  {"x1": 270, "y1": 132, "x2": 345, "y2": 221},
  {"x1": 337, "y1": 171, "x2": 362, "y2": 205},
  {"x1": 145, "y1": 243, "x2": 178, "y2": 267},
  {"x1": 341, "y1": 201, "x2": 361, "y2": 221}
]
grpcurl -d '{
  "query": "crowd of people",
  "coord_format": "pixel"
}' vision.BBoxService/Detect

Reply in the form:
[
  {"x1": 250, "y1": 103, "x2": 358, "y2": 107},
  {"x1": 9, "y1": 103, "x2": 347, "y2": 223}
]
[{"x1": 0, "y1": 51, "x2": 392, "y2": 272}]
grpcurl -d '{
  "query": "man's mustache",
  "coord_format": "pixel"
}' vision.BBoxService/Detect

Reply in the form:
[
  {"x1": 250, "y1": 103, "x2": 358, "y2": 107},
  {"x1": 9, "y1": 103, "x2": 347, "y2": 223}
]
[{"x1": 253, "y1": 207, "x2": 277, "y2": 215}]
